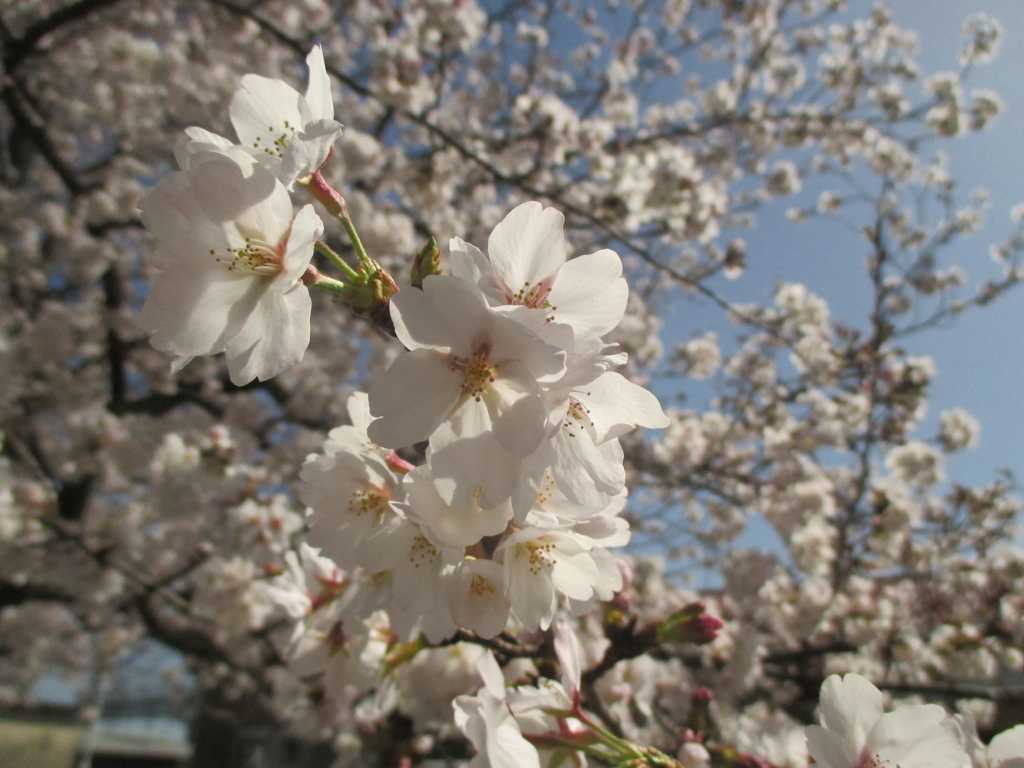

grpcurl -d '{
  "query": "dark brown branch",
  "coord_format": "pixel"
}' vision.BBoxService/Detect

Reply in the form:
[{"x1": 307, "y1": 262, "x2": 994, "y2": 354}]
[
  {"x1": 1, "y1": 79, "x2": 98, "y2": 194},
  {"x1": 1, "y1": 0, "x2": 128, "y2": 72}
]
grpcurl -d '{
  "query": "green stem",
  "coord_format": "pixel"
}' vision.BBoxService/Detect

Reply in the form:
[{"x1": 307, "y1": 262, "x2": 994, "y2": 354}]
[
  {"x1": 302, "y1": 171, "x2": 374, "y2": 270},
  {"x1": 577, "y1": 745, "x2": 627, "y2": 763},
  {"x1": 336, "y1": 209, "x2": 373, "y2": 269},
  {"x1": 314, "y1": 240, "x2": 359, "y2": 281},
  {"x1": 572, "y1": 708, "x2": 622, "y2": 750},
  {"x1": 308, "y1": 274, "x2": 349, "y2": 295}
]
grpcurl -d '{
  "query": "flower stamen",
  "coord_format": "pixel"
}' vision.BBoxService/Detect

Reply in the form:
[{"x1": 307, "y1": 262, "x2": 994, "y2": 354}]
[
  {"x1": 211, "y1": 234, "x2": 285, "y2": 277},
  {"x1": 250, "y1": 119, "x2": 297, "y2": 159},
  {"x1": 452, "y1": 344, "x2": 498, "y2": 401}
]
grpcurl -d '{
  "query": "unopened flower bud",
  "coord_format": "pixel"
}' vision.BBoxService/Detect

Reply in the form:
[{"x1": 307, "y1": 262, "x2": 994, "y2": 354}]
[
  {"x1": 686, "y1": 687, "x2": 715, "y2": 737},
  {"x1": 656, "y1": 603, "x2": 724, "y2": 645},
  {"x1": 300, "y1": 262, "x2": 321, "y2": 286},
  {"x1": 411, "y1": 237, "x2": 441, "y2": 288}
]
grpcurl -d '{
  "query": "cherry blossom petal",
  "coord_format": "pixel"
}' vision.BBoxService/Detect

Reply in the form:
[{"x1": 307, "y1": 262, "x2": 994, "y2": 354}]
[
  {"x1": 141, "y1": 269, "x2": 255, "y2": 358},
  {"x1": 818, "y1": 673, "x2": 884, "y2": 755},
  {"x1": 430, "y1": 406, "x2": 519, "y2": 509},
  {"x1": 280, "y1": 118, "x2": 344, "y2": 183},
  {"x1": 487, "y1": 201, "x2": 566, "y2": 291},
  {"x1": 583, "y1": 371, "x2": 670, "y2": 443},
  {"x1": 389, "y1": 277, "x2": 465, "y2": 352},
  {"x1": 280, "y1": 204, "x2": 324, "y2": 286},
  {"x1": 548, "y1": 249, "x2": 628, "y2": 337},
  {"x1": 406, "y1": 465, "x2": 512, "y2": 549},
  {"x1": 448, "y1": 237, "x2": 493, "y2": 293},
  {"x1": 553, "y1": 617, "x2": 582, "y2": 701},
  {"x1": 367, "y1": 349, "x2": 462, "y2": 448},
  {"x1": 485, "y1": 361, "x2": 548, "y2": 456},
  {"x1": 304, "y1": 45, "x2": 334, "y2": 121},
  {"x1": 187, "y1": 150, "x2": 284, "y2": 227},
  {"x1": 420, "y1": 275, "x2": 495, "y2": 354},
  {"x1": 226, "y1": 283, "x2": 311, "y2": 384},
  {"x1": 139, "y1": 172, "x2": 219, "y2": 251},
  {"x1": 989, "y1": 725, "x2": 1024, "y2": 767},
  {"x1": 230, "y1": 75, "x2": 309, "y2": 160},
  {"x1": 867, "y1": 705, "x2": 964, "y2": 768},
  {"x1": 550, "y1": 431, "x2": 625, "y2": 507}
]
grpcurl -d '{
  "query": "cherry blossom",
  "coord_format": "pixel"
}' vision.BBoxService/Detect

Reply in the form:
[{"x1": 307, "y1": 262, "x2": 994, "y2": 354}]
[
  {"x1": 806, "y1": 673, "x2": 968, "y2": 768},
  {"x1": 230, "y1": 45, "x2": 344, "y2": 186},
  {"x1": 140, "y1": 147, "x2": 322, "y2": 384},
  {"x1": 453, "y1": 652, "x2": 542, "y2": 768},
  {"x1": 497, "y1": 526, "x2": 607, "y2": 631},
  {"x1": 367, "y1": 274, "x2": 566, "y2": 508},
  {"x1": 449, "y1": 201, "x2": 629, "y2": 339},
  {"x1": 7, "y1": 3, "x2": 1024, "y2": 767}
]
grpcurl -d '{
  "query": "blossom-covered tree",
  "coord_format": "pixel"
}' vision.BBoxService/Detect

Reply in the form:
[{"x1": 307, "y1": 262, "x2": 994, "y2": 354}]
[{"x1": 1, "y1": 1, "x2": 1023, "y2": 767}]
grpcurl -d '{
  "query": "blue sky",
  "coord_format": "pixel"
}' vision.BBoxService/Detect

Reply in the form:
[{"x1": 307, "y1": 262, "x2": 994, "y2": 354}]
[
  {"x1": 884, "y1": 0, "x2": 1024, "y2": 488},
  {"x1": 662, "y1": 0, "x2": 1024, "y2": 493},
  {"x1": 644, "y1": 1, "x2": 1024, "y2": 580}
]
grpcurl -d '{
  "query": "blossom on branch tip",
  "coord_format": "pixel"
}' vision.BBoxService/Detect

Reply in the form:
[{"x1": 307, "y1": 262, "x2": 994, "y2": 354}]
[
  {"x1": 454, "y1": 652, "x2": 542, "y2": 768},
  {"x1": 230, "y1": 45, "x2": 344, "y2": 186},
  {"x1": 140, "y1": 148, "x2": 322, "y2": 385}
]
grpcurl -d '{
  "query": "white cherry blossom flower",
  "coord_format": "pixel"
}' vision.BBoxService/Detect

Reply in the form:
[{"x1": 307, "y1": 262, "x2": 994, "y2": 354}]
[
  {"x1": 405, "y1": 464, "x2": 513, "y2": 549},
  {"x1": 368, "y1": 275, "x2": 565, "y2": 509},
  {"x1": 140, "y1": 148, "x2": 322, "y2": 385},
  {"x1": 454, "y1": 652, "x2": 541, "y2": 768},
  {"x1": 806, "y1": 673, "x2": 968, "y2": 768},
  {"x1": 229, "y1": 45, "x2": 344, "y2": 186},
  {"x1": 263, "y1": 543, "x2": 344, "y2": 621},
  {"x1": 450, "y1": 201, "x2": 628, "y2": 341},
  {"x1": 497, "y1": 526, "x2": 603, "y2": 631},
  {"x1": 448, "y1": 558, "x2": 511, "y2": 639},
  {"x1": 523, "y1": 339, "x2": 668, "y2": 510},
  {"x1": 381, "y1": 518, "x2": 459, "y2": 642},
  {"x1": 300, "y1": 428, "x2": 405, "y2": 572}
]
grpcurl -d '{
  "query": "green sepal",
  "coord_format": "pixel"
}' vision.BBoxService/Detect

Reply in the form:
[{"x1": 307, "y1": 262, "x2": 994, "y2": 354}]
[{"x1": 411, "y1": 237, "x2": 441, "y2": 288}]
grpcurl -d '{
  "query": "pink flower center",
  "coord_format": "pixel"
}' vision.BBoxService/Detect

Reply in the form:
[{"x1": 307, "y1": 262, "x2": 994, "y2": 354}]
[{"x1": 506, "y1": 277, "x2": 557, "y2": 313}]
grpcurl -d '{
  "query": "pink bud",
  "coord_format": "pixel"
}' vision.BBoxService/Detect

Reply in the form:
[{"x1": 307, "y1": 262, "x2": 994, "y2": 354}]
[
  {"x1": 300, "y1": 263, "x2": 321, "y2": 286},
  {"x1": 692, "y1": 687, "x2": 714, "y2": 705},
  {"x1": 690, "y1": 614, "x2": 724, "y2": 643},
  {"x1": 656, "y1": 604, "x2": 725, "y2": 645}
]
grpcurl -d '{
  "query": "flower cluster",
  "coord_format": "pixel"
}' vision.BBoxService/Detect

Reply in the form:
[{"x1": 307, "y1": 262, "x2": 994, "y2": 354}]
[
  {"x1": 140, "y1": 47, "x2": 341, "y2": 385},
  {"x1": 302, "y1": 201, "x2": 667, "y2": 640},
  {"x1": 136, "y1": 45, "x2": 671, "y2": 753}
]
